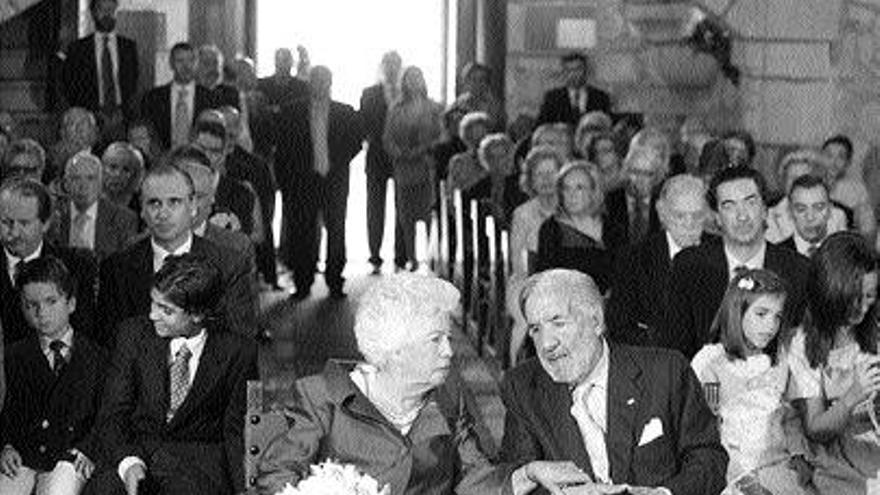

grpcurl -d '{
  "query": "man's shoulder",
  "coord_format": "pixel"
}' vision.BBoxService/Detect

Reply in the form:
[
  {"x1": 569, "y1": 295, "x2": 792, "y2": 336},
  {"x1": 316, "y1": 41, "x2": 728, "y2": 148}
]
[
  {"x1": 203, "y1": 224, "x2": 252, "y2": 256},
  {"x1": 103, "y1": 236, "x2": 149, "y2": 265},
  {"x1": 502, "y1": 358, "x2": 547, "y2": 391},
  {"x1": 766, "y1": 241, "x2": 809, "y2": 271}
]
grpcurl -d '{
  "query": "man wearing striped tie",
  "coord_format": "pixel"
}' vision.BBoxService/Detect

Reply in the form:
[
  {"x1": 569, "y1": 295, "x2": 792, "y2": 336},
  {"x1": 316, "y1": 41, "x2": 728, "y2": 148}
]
[{"x1": 86, "y1": 254, "x2": 258, "y2": 495}]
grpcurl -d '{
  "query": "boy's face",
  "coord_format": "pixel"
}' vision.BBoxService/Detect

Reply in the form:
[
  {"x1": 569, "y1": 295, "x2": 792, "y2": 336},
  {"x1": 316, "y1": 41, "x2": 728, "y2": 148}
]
[{"x1": 21, "y1": 281, "x2": 75, "y2": 340}]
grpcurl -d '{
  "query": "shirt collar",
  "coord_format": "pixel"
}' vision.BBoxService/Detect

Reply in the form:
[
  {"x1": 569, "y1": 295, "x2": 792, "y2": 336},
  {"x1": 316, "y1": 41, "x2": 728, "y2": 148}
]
[
  {"x1": 5, "y1": 242, "x2": 43, "y2": 265},
  {"x1": 574, "y1": 339, "x2": 610, "y2": 394},
  {"x1": 193, "y1": 221, "x2": 207, "y2": 237},
  {"x1": 172, "y1": 81, "x2": 196, "y2": 93},
  {"x1": 40, "y1": 326, "x2": 74, "y2": 353},
  {"x1": 724, "y1": 240, "x2": 766, "y2": 274},
  {"x1": 71, "y1": 201, "x2": 99, "y2": 219},
  {"x1": 793, "y1": 231, "x2": 821, "y2": 255},
  {"x1": 151, "y1": 234, "x2": 193, "y2": 260},
  {"x1": 169, "y1": 328, "x2": 207, "y2": 360},
  {"x1": 665, "y1": 231, "x2": 684, "y2": 261}
]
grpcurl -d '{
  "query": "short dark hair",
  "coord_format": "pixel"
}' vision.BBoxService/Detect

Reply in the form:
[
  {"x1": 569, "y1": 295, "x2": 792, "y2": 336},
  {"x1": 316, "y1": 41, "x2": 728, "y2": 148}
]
[
  {"x1": 168, "y1": 145, "x2": 211, "y2": 170},
  {"x1": 711, "y1": 269, "x2": 787, "y2": 364},
  {"x1": 561, "y1": 52, "x2": 588, "y2": 66},
  {"x1": 170, "y1": 42, "x2": 195, "y2": 59},
  {"x1": 805, "y1": 231, "x2": 879, "y2": 368},
  {"x1": 706, "y1": 165, "x2": 768, "y2": 211},
  {"x1": 141, "y1": 163, "x2": 195, "y2": 197},
  {"x1": 153, "y1": 254, "x2": 223, "y2": 318},
  {"x1": 193, "y1": 120, "x2": 227, "y2": 145},
  {"x1": 822, "y1": 134, "x2": 854, "y2": 161},
  {"x1": 0, "y1": 177, "x2": 53, "y2": 222},
  {"x1": 462, "y1": 62, "x2": 491, "y2": 81},
  {"x1": 17, "y1": 255, "x2": 76, "y2": 299},
  {"x1": 722, "y1": 130, "x2": 756, "y2": 163},
  {"x1": 788, "y1": 173, "x2": 829, "y2": 199},
  {"x1": 90, "y1": 0, "x2": 118, "y2": 13}
]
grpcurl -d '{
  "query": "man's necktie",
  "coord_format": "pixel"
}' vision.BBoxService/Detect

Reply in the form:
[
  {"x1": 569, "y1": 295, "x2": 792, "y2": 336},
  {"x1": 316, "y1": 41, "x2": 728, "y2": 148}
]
[
  {"x1": 101, "y1": 35, "x2": 117, "y2": 108},
  {"x1": 49, "y1": 340, "x2": 67, "y2": 377},
  {"x1": 630, "y1": 198, "x2": 649, "y2": 243},
  {"x1": 71, "y1": 210, "x2": 89, "y2": 249},
  {"x1": 167, "y1": 343, "x2": 193, "y2": 421},
  {"x1": 9, "y1": 258, "x2": 20, "y2": 285},
  {"x1": 173, "y1": 87, "x2": 191, "y2": 148}
]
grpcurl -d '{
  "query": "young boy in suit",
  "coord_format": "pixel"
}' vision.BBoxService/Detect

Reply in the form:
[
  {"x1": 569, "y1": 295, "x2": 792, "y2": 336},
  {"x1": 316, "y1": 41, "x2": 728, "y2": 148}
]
[{"x1": 0, "y1": 255, "x2": 108, "y2": 495}]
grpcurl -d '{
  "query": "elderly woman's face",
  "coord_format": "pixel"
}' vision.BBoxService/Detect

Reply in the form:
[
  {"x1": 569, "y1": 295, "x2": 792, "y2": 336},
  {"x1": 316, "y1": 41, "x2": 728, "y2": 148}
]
[
  {"x1": 103, "y1": 155, "x2": 137, "y2": 195},
  {"x1": 626, "y1": 150, "x2": 662, "y2": 199},
  {"x1": 561, "y1": 169, "x2": 597, "y2": 217},
  {"x1": 390, "y1": 317, "x2": 454, "y2": 389},
  {"x1": 532, "y1": 158, "x2": 559, "y2": 197},
  {"x1": 593, "y1": 138, "x2": 619, "y2": 175},
  {"x1": 535, "y1": 132, "x2": 572, "y2": 159}
]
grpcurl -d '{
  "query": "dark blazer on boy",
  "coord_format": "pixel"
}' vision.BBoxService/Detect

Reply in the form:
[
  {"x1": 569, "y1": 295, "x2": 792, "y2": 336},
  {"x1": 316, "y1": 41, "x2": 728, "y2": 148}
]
[{"x1": 0, "y1": 332, "x2": 108, "y2": 471}]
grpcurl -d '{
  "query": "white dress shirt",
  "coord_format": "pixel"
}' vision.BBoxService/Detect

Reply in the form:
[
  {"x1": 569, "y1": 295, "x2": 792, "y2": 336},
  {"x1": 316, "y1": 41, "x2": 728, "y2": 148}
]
[
  {"x1": 118, "y1": 328, "x2": 208, "y2": 481},
  {"x1": 170, "y1": 81, "x2": 196, "y2": 147},
  {"x1": 69, "y1": 202, "x2": 98, "y2": 250},
  {"x1": 570, "y1": 340, "x2": 610, "y2": 483},
  {"x1": 792, "y1": 232, "x2": 822, "y2": 257},
  {"x1": 666, "y1": 231, "x2": 685, "y2": 262},
  {"x1": 93, "y1": 32, "x2": 121, "y2": 106},
  {"x1": 724, "y1": 241, "x2": 766, "y2": 281},
  {"x1": 5, "y1": 243, "x2": 43, "y2": 285},
  {"x1": 151, "y1": 235, "x2": 193, "y2": 273}
]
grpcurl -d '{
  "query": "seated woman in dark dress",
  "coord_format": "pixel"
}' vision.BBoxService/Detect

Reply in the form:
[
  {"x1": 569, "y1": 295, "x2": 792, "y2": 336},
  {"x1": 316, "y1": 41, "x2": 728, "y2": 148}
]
[{"x1": 536, "y1": 160, "x2": 625, "y2": 294}]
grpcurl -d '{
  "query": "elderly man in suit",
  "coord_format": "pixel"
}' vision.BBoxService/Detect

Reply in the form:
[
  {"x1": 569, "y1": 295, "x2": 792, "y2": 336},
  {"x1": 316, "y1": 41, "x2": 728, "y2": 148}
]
[
  {"x1": 50, "y1": 151, "x2": 137, "y2": 260},
  {"x1": 536, "y1": 52, "x2": 611, "y2": 127},
  {"x1": 86, "y1": 254, "x2": 258, "y2": 495},
  {"x1": 140, "y1": 42, "x2": 213, "y2": 150},
  {"x1": 61, "y1": 0, "x2": 139, "y2": 130},
  {"x1": 98, "y1": 163, "x2": 257, "y2": 347},
  {"x1": 667, "y1": 166, "x2": 810, "y2": 359},
  {"x1": 501, "y1": 269, "x2": 727, "y2": 495},
  {"x1": 0, "y1": 179, "x2": 98, "y2": 346},
  {"x1": 607, "y1": 174, "x2": 710, "y2": 348},
  {"x1": 196, "y1": 45, "x2": 240, "y2": 110},
  {"x1": 274, "y1": 65, "x2": 363, "y2": 300}
]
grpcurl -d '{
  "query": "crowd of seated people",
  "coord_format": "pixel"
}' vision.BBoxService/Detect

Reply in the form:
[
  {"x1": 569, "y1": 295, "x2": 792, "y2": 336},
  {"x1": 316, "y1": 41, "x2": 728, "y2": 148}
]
[{"x1": 1, "y1": 1, "x2": 880, "y2": 491}]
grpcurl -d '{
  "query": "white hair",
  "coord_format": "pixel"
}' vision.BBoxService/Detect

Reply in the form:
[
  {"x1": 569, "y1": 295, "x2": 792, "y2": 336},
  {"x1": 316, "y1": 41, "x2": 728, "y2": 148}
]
[
  {"x1": 65, "y1": 150, "x2": 102, "y2": 178},
  {"x1": 519, "y1": 269, "x2": 604, "y2": 325},
  {"x1": 354, "y1": 273, "x2": 460, "y2": 367}
]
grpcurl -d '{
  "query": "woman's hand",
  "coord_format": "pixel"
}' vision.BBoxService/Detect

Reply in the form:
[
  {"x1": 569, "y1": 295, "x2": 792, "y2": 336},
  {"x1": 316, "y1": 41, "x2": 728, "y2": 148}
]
[
  {"x1": 844, "y1": 355, "x2": 880, "y2": 409},
  {"x1": 0, "y1": 444, "x2": 21, "y2": 478},
  {"x1": 71, "y1": 449, "x2": 95, "y2": 480}
]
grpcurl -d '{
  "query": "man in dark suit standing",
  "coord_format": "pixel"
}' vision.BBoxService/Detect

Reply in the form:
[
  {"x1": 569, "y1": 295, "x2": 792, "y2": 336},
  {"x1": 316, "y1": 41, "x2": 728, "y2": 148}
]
[
  {"x1": 0, "y1": 179, "x2": 98, "y2": 346},
  {"x1": 49, "y1": 151, "x2": 138, "y2": 261},
  {"x1": 98, "y1": 164, "x2": 257, "y2": 347},
  {"x1": 140, "y1": 42, "x2": 213, "y2": 150},
  {"x1": 257, "y1": 48, "x2": 309, "y2": 110},
  {"x1": 61, "y1": 0, "x2": 139, "y2": 134},
  {"x1": 196, "y1": 45, "x2": 240, "y2": 110},
  {"x1": 87, "y1": 255, "x2": 258, "y2": 495},
  {"x1": 535, "y1": 52, "x2": 611, "y2": 127},
  {"x1": 501, "y1": 269, "x2": 726, "y2": 495},
  {"x1": 607, "y1": 174, "x2": 711, "y2": 348},
  {"x1": 360, "y1": 51, "x2": 404, "y2": 275},
  {"x1": 274, "y1": 66, "x2": 363, "y2": 300},
  {"x1": 668, "y1": 166, "x2": 810, "y2": 359}
]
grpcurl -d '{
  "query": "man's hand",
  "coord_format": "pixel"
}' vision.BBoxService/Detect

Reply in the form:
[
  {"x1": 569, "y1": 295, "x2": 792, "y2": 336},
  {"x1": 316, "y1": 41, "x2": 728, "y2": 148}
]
[
  {"x1": 123, "y1": 463, "x2": 146, "y2": 495},
  {"x1": 625, "y1": 487, "x2": 672, "y2": 495},
  {"x1": 0, "y1": 445, "x2": 21, "y2": 478},
  {"x1": 71, "y1": 449, "x2": 95, "y2": 480},
  {"x1": 524, "y1": 461, "x2": 595, "y2": 495}
]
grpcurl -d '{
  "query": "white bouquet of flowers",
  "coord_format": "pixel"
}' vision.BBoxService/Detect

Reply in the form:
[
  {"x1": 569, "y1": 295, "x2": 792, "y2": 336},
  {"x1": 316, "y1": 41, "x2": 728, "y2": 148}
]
[{"x1": 275, "y1": 460, "x2": 390, "y2": 495}]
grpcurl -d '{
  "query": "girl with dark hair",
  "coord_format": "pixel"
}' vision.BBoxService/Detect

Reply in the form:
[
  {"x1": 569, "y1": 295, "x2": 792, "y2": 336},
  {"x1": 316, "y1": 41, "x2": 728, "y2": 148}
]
[
  {"x1": 789, "y1": 231, "x2": 880, "y2": 494},
  {"x1": 692, "y1": 269, "x2": 814, "y2": 494}
]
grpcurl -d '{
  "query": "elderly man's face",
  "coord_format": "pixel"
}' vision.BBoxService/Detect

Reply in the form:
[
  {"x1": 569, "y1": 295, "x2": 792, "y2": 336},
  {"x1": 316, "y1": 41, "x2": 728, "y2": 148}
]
[
  {"x1": 0, "y1": 191, "x2": 49, "y2": 259},
  {"x1": 626, "y1": 151, "x2": 663, "y2": 199},
  {"x1": 274, "y1": 49, "x2": 293, "y2": 76},
  {"x1": 525, "y1": 289, "x2": 603, "y2": 385},
  {"x1": 532, "y1": 158, "x2": 559, "y2": 197},
  {"x1": 661, "y1": 190, "x2": 707, "y2": 248},
  {"x1": 65, "y1": 160, "x2": 102, "y2": 211},
  {"x1": 715, "y1": 178, "x2": 766, "y2": 247},
  {"x1": 789, "y1": 185, "x2": 830, "y2": 244},
  {"x1": 5, "y1": 153, "x2": 43, "y2": 181},
  {"x1": 103, "y1": 152, "x2": 137, "y2": 196}
]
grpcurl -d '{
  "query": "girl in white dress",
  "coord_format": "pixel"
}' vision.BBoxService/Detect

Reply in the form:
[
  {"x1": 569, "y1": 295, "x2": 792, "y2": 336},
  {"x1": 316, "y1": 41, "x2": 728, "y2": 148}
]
[
  {"x1": 788, "y1": 232, "x2": 880, "y2": 495},
  {"x1": 691, "y1": 269, "x2": 815, "y2": 495}
]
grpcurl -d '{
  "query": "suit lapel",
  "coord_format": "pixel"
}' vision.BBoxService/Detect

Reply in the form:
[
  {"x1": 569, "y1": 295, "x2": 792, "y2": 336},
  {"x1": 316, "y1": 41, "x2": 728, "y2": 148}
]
[
  {"x1": 94, "y1": 200, "x2": 109, "y2": 256},
  {"x1": 645, "y1": 235, "x2": 671, "y2": 311},
  {"x1": 535, "y1": 374, "x2": 594, "y2": 477},
  {"x1": 167, "y1": 329, "x2": 223, "y2": 427},
  {"x1": 143, "y1": 329, "x2": 172, "y2": 423},
  {"x1": 606, "y1": 345, "x2": 643, "y2": 483}
]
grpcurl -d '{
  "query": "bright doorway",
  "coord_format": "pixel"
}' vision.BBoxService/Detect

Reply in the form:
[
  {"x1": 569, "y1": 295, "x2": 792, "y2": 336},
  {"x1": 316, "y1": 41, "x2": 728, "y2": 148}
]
[{"x1": 257, "y1": 0, "x2": 453, "y2": 275}]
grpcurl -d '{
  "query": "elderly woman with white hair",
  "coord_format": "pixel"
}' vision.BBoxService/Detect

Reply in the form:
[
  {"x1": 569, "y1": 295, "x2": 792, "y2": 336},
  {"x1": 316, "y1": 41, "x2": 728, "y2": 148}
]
[{"x1": 257, "y1": 273, "x2": 495, "y2": 494}]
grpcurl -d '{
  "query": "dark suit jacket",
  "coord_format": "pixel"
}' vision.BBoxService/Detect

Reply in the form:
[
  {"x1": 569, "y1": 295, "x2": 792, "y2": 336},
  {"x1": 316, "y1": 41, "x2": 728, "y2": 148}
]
[
  {"x1": 257, "y1": 75, "x2": 309, "y2": 108},
  {"x1": 0, "y1": 333, "x2": 108, "y2": 471},
  {"x1": 604, "y1": 187, "x2": 662, "y2": 248},
  {"x1": 207, "y1": 83, "x2": 240, "y2": 110},
  {"x1": 98, "y1": 236, "x2": 257, "y2": 346},
  {"x1": 0, "y1": 244, "x2": 98, "y2": 345},
  {"x1": 500, "y1": 345, "x2": 727, "y2": 495},
  {"x1": 140, "y1": 83, "x2": 214, "y2": 150},
  {"x1": 226, "y1": 146, "x2": 276, "y2": 228},
  {"x1": 49, "y1": 198, "x2": 138, "y2": 261},
  {"x1": 667, "y1": 240, "x2": 810, "y2": 359},
  {"x1": 360, "y1": 83, "x2": 393, "y2": 179},
  {"x1": 200, "y1": 223, "x2": 256, "y2": 272},
  {"x1": 273, "y1": 99, "x2": 364, "y2": 194},
  {"x1": 535, "y1": 85, "x2": 612, "y2": 127},
  {"x1": 62, "y1": 34, "x2": 139, "y2": 117},
  {"x1": 607, "y1": 232, "x2": 719, "y2": 348},
  {"x1": 93, "y1": 317, "x2": 258, "y2": 494}
]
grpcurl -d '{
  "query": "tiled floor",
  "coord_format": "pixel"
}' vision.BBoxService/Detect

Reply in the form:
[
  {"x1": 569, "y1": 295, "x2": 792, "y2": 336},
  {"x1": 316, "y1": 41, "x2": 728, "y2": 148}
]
[{"x1": 255, "y1": 266, "x2": 506, "y2": 447}]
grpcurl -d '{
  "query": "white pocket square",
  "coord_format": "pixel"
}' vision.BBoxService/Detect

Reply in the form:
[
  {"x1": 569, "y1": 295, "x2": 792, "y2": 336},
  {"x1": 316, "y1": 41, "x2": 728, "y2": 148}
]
[{"x1": 638, "y1": 417, "x2": 664, "y2": 446}]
